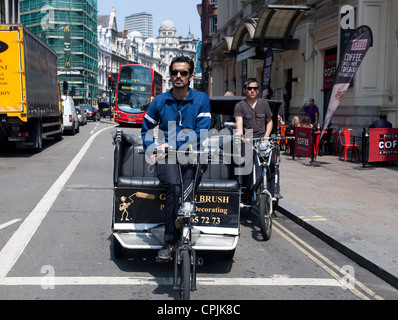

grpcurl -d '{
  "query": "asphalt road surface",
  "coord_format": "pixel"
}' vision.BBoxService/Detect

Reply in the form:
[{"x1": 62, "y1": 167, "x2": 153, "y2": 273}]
[{"x1": 1, "y1": 120, "x2": 397, "y2": 303}]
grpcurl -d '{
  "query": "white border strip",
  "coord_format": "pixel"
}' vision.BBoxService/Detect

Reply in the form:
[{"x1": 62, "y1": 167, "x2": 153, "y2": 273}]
[{"x1": 0, "y1": 276, "x2": 343, "y2": 287}]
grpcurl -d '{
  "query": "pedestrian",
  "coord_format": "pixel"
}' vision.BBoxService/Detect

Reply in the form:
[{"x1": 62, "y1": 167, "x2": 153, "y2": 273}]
[
  {"x1": 369, "y1": 114, "x2": 393, "y2": 129},
  {"x1": 233, "y1": 77, "x2": 274, "y2": 204},
  {"x1": 301, "y1": 116, "x2": 312, "y2": 128},
  {"x1": 299, "y1": 98, "x2": 319, "y2": 125},
  {"x1": 141, "y1": 56, "x2": 211, "y2": 260}
]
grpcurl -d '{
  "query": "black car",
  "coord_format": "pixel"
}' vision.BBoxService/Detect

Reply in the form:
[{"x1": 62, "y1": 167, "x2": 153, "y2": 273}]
[
  {"x1": 98, "y1": 102, "x2": 111, "y2": 117},
  {"x1": 79, "y1": 104, "x2": 100, "y2": 121}
]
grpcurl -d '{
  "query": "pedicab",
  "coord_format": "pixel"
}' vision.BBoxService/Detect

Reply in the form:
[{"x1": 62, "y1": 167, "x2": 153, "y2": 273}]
[{"x1": 111, "y1": 119, "x2": 240, "y2": 299}]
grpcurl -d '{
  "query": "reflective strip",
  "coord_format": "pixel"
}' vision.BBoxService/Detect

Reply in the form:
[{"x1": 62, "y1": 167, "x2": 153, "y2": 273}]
[
  {"x1": 197, "y1": 112, "x2": 211, "y2": 118},
  {"x1": 144, "y1": 114, "x2": 158, "y2": 125},
  {"x1": 0, "y1": 105, "x2": 23, "y2": 112}
]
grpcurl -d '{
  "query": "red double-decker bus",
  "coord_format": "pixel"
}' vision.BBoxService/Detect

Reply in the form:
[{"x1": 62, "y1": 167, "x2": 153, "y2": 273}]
[{"x1": 114, "y1": 64, "x2": 162, "y2": 125}]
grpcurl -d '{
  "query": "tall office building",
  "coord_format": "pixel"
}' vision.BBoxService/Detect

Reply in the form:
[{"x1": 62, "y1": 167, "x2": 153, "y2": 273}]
[{"x1": 125, "y1": 12, "x2": 153, "y2": 39}]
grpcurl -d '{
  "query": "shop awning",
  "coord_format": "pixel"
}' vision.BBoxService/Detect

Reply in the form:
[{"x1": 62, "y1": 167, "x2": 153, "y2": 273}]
[{"x1": 225, "y1": 4, "x2": 311, "y2": 57}]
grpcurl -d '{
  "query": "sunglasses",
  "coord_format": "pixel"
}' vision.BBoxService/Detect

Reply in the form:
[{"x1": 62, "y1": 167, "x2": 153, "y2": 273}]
[
  {"x1": 171, "y1": 70, "x2": 189, "y2": 77},
  {"x1": 246, "y1": 86, "x2": 259, "y2": 91}
]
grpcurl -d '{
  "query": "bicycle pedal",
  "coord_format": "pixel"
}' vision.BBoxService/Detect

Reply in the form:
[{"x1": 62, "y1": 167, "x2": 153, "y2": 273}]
[
  {"x1": 240, "y1": 203, "x2": 251, "y2": 208},
  {"x1": 156, "y1": 256, "x2": 172, "y2": 263}
]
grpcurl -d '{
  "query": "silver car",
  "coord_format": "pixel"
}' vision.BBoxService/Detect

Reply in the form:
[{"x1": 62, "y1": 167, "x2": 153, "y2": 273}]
[{"x1": 75, "y1": 106, "x2": 87, "y2": 125}]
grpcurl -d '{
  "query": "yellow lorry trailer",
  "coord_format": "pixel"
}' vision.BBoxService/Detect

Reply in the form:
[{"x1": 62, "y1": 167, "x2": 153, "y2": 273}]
[{"x1": 0, "y1": 25, "x2": 62, "y2": 152}]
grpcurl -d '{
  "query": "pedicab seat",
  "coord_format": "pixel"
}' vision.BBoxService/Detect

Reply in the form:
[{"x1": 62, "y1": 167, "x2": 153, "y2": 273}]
[{"x1": 113, "y1": 130, "x2": 239, "y2": 191}]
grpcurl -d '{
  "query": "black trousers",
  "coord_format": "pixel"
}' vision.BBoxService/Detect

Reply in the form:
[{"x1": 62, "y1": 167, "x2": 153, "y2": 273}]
[{"x1": 156, "y1": 161, "x2": 203, "y2": 243}]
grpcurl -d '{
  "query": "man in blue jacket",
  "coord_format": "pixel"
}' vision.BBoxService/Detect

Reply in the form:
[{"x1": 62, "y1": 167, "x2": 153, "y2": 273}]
[{"x1": 141, "y1": 56, "x2": 211, "y2": 259}]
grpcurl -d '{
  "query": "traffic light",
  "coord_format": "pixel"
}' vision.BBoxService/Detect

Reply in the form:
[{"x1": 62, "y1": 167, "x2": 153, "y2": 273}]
[
  {"x1": 107, "y1": 74, "x2": 112, "y2": 89},
  {"x1": 111, "y1": 78, "x2": 116, "y2": 91},
  {"x1": 63, "y1": 81, "x2": 68, "y2": 95}
]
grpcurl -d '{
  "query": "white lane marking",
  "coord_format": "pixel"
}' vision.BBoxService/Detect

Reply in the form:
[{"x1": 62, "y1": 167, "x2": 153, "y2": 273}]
[
  {"x1": 0, "y1": 276, "x2": 343, "y2": 287},
  {"x1": 0, "y1": 219, "x2": 21, "y2": 231},
  {"x1": 0, "y1": 126, "x2": 112, "y2": 279},
  {"x1": 90, "y1": 122, "x2": 100, "y2": 135}
]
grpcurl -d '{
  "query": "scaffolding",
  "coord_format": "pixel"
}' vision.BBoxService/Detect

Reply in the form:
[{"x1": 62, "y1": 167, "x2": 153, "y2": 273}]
[{"x1": 20, "y1": 0, "x2": 98, "y2": 102}]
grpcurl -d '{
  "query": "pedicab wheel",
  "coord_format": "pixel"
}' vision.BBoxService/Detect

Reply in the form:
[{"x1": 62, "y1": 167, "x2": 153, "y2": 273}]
[
  {"x1": 259, "y1": 194, "x2": 272, "y2": 241},
  {"x1": 180, "y1": 250, "x2": 191, "y2": 300},
  {"x1": 112, "y1": 235, "x2": 123, "y2": 259}
]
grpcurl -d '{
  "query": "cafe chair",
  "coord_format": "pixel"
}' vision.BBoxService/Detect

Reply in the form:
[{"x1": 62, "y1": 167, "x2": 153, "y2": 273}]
[
  {"x1": 339, "y1": 129, "x2": 360, "y2": 162},
  {"x1": 279, "y1": 125, "x2": 287, "y2": 151}
]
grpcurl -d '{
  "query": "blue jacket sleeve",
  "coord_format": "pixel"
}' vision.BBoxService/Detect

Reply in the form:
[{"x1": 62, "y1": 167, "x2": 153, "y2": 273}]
[{"x1": 141, "y1": 100, "x2": 159, "y2": 150}]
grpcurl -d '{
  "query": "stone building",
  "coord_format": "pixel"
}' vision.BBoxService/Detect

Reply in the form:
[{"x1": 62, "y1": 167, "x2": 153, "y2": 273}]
[
  {"x1": 156, "y1": 20, "x2": 200, "y2": 91},
  {"x1": 206, "y1": 0, "x2": 398, "y2": 131}
]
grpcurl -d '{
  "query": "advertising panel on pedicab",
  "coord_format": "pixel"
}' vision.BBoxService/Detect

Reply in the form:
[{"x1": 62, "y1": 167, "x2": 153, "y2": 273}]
[
  {"x1": 113, "y1": 188, "x2": 239, "y2": 230},
  {"x1": 295, "y1": 126, "x2": 313, "y2": 158},
  {"x1": 114, "y1": 188, "x2": 165, "y2": 224},
  {"x1": 368, "y1": 128, "x2": 398, "y2": 162},
  {"x1": 192, "y1": 190, "x2": 240, "y2": 229}
]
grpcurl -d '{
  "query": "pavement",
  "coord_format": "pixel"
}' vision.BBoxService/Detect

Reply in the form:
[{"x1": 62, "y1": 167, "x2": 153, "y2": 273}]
[
  {"x1": 102, "y1": 117, "x2": 398, "y2": 289},
  {"x1": 277, "y1": 150, "x2": 398, "y2": 289}
]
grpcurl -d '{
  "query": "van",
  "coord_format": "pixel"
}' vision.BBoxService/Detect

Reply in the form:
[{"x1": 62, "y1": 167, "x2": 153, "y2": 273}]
[
  {"x1": 98, "y1": 102, "x2": 111, "y2": 118},
  {"x1": 62, "y1": 95, "x2": 79, "y2": 135}
]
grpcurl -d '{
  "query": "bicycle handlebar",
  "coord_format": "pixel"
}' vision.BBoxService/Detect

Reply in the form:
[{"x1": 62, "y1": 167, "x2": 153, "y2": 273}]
[{"x1": 138, "y1": 148, "x2": 239, "y2": 160}]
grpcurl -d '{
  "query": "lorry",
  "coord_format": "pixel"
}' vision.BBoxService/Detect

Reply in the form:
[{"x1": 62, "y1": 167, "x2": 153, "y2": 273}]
[{"x1": 0, "y1": 25, "x2": 62, "y2": 152}]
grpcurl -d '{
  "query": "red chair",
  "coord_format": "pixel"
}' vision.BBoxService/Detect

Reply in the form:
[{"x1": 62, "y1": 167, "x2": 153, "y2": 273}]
[
  {"x1": 279, "y1": 126, "x2": 287, "y2": 151},
  {"x1": 339, "y1": 129, "x2": 360, "y2": 162}
]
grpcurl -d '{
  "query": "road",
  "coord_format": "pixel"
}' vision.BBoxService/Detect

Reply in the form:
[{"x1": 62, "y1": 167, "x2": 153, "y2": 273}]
[{"x1": 0, "y1": 120, "x2": 397, "y2": 302}]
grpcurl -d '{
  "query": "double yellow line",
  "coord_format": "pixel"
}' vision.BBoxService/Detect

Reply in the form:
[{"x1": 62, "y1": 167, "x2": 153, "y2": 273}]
[{"x1": 273, "y1": 220, "x2": 384, "y2": 300}]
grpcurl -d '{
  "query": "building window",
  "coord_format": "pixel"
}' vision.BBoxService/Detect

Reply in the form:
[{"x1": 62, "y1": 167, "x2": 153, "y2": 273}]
[
  {"x1": 210, "y1": 0, "x2": 217, "y2": 6},
  {"x1": 209, "y1": 16, "x2": 217, "y2": 35}
]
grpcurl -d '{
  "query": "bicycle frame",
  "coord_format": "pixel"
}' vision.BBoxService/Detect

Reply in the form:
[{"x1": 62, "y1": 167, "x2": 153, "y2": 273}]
[
  {"x1": 251, "y1": 138, "x2": 277, "y2": 213},
  {"x1": 172, "y1": 152, "x2": 205, "y2": 297}
]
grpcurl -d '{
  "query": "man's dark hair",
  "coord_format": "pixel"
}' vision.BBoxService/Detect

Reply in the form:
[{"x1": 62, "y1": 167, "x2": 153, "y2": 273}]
[
  {"x1": 379, "y1": 113, "x2": 388, "y2": 120},
  {"x1": 244, "y1": 77, "x2": 258, "y2": 89},
  {"x1": 169, "y1": 56, "x2": 195, "y2": 75}
]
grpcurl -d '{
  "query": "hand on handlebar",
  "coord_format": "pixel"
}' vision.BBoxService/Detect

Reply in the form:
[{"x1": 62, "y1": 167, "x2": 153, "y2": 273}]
[{"x1": 150, "y1": 143, "x2": 169, "y2": 163}]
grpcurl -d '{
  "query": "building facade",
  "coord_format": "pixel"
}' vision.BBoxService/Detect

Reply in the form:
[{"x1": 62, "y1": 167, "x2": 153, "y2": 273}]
[
  {"x1": 124, "y1": 12, "x2": 153, "y2": 39},
  {"x1": 156, "y1": 20, "x2": 200, "y2": 91},
  {"x1": 20, "y1": 0, "x2": 98, "y2": 103},
  {"x1": 197, "y1": 0, "x2": 218, "y2": 95},
  {"x1": 205, "y1": 0, "x2": 398, "y2": 132},
  {"x1": 97, "y1": 7, "x2": 130, "y2": 100},
  {"x1": 0, "y1": 0, "x2": 20, "y2": 23}
]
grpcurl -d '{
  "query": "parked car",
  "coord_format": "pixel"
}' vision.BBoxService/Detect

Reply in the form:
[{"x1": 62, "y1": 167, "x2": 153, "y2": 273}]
[
  {"x1": 75, "y1": 106, "x2": 87, "y2": 125},
  {"x1": 98, "y1": 102, "x2": 112, "y2": 118},
  {"x1": 79, "y1": 104, "x2": 100, "y2": 121},
  {"x1": 62, "y1": 95, "x2": 79, "y2": 135}
]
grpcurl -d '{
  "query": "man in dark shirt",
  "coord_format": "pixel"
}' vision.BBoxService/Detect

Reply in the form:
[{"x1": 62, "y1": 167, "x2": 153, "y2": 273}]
[
  {"x1": 234, "y1": 78, "x2": 274, "y2": 204},
  {"x1": 299, "y1": 98, "x2": 319, "y2": 125},
  {"x1": 369, "y1": 114, "x2": 393, "y2": 129}
]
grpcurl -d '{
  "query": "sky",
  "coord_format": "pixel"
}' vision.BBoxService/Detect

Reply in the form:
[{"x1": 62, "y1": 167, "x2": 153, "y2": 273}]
[{"x1": 97, "y1": 0, "x2": 202, "y2": 40}]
